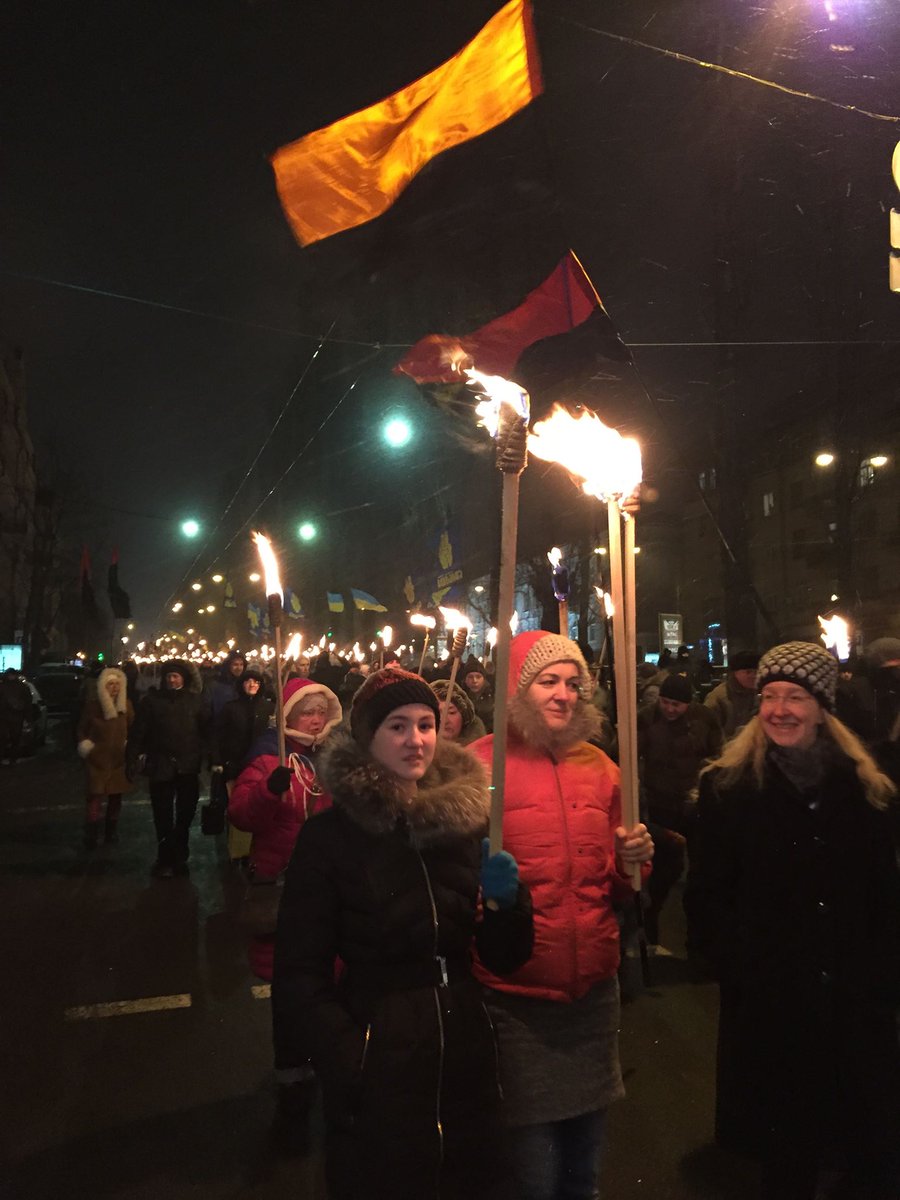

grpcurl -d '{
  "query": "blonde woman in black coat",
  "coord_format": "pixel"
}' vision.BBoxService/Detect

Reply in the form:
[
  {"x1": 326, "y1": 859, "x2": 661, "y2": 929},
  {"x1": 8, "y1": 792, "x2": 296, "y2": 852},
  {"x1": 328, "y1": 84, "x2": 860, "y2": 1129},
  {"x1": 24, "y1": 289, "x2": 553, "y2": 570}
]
[
  {"x1": 273, "y1": 667, "x2": 533, "y2": 1200},
  {"x1": 685, "y1": 642, "x2": 900, "y2": 1200}
]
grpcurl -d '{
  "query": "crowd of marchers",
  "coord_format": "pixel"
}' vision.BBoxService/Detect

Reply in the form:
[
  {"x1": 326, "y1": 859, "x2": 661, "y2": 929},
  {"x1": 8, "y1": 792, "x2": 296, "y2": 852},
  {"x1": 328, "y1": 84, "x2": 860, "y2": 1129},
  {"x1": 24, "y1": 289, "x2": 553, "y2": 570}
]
[{"x1": 6, "y1": 631, "x2": 900, "y2": 1200}]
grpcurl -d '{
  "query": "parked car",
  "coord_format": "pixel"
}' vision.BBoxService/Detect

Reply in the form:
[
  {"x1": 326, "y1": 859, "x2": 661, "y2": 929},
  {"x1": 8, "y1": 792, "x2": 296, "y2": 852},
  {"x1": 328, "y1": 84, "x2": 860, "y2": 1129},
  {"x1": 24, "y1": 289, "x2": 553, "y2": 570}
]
[
  {"x1": 19, "y1": 679, "x2": 49, "y2": 753},
  {"x1": 31, "y1": 668, "x2": 85, "y2": 721}
]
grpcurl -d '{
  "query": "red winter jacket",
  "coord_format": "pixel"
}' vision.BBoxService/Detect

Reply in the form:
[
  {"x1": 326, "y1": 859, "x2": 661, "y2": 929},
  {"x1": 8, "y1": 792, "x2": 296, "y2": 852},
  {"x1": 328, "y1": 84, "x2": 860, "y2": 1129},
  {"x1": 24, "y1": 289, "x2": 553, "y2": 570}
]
[{"x1": 229, "y1": 740, "x2": 331, "y2": 979}]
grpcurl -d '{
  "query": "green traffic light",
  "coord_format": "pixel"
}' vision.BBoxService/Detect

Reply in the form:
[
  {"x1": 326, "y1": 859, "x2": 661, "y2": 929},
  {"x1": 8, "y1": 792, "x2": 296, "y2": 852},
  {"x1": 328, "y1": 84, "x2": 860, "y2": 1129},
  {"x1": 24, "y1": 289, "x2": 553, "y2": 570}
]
[{"x1": 298, "y1": 521, "x2": 317, "y2": 542}]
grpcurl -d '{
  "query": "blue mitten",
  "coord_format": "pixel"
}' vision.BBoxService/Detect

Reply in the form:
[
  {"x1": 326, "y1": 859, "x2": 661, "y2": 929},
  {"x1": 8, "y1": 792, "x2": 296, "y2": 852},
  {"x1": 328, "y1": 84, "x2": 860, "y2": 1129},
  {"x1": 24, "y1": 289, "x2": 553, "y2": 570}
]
[{"x1": 481, "y1": 837, "x2": 519, "y2": 910}]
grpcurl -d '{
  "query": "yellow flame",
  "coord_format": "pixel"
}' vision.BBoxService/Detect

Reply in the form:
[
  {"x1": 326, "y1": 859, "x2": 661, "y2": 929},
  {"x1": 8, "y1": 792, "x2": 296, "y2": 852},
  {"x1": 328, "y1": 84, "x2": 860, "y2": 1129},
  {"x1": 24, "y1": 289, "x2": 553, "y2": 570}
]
[
  {"x1": 410, "y1": 613, "x2": 437, "y2": 630},
  {"x1": 252, "y1": 531, "x2": 282, "y2": 598},
  {"x1": 547, "y1": 546, "x2": 563, "y2": 569},
  {"x1": 283, "y1": 632, "x2": 302, "y2": 661},
  {"x1": 466, "y1": 368, "x2": 530, "y2": 437},
  {"x1": 439, "y1": 606, "x2": 472, "y2": 632},
  {"x1": 528, "y1": 405, "x2": 642, "y2": 501},
  {"x1": 818, "y1": 614, "x2": 851, "y2": 661},
  {"x1": 594, "y1": 586, "x2": 615, "y2": 617},
  {"x1": 487, "y1": 627, "x2": 498, "y2": 648},
  {"x1": 381, "y1": 625, "x2": 393, "y2": 648},
  {"x1": 510, "y1": 611, "x2": 519, "y2": 634}
]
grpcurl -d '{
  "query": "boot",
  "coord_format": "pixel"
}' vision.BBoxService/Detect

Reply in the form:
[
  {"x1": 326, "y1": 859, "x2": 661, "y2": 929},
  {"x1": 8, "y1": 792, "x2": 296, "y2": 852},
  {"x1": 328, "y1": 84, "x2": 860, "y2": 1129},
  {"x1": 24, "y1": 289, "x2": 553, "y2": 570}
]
[
  {"x1": 83, "y1": 821, "x2": 101, "y2": 850},
  {"x1": 104, "y1": 816, "x2": 119, "y2": 845}
]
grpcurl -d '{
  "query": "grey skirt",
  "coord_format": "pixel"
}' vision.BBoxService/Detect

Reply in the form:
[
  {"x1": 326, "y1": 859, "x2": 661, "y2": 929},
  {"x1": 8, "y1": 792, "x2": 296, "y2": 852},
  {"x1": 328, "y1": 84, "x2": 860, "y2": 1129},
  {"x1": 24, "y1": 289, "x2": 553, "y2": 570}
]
[{"x1": 484, "y1": 977, "x2": 625, "y2": 1127}]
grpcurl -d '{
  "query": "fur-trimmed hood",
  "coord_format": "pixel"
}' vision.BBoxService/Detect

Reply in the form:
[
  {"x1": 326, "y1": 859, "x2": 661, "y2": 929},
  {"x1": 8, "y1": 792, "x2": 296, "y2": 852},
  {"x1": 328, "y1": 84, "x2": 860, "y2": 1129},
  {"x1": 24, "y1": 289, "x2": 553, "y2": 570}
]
[
  {"x1": 161, "y1": 658, "x2": 203, "y2": 694},
  {"x1": 97, "y1": 668, "x2": 128, "y2": 720},
  {"x1": 508, "y1": 691, "x2": 604, "y2": 756},
  {"x1": 317, "y1": 730, "x2": 489, "y2": 848}
]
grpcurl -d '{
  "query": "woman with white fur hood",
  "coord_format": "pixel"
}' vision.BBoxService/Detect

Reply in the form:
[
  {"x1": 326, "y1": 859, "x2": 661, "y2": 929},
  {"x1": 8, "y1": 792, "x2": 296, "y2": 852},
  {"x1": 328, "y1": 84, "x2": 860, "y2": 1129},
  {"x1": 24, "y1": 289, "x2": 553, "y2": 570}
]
[{"x1": 76, "y1": 666, "x2": 135, "y2": 849}]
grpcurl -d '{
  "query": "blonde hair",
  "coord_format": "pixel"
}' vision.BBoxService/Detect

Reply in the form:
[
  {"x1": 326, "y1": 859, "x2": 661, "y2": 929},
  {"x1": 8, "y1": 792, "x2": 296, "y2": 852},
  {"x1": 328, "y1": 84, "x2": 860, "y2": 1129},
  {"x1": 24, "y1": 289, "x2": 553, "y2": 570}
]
[{"x1": 700, "y1": 712, "x2": 896, "y2": 811}]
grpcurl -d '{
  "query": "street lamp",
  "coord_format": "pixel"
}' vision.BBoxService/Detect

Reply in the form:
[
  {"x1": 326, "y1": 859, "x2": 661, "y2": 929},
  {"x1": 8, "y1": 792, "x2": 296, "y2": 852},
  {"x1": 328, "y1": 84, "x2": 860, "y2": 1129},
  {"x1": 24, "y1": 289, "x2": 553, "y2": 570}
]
[
  {"x1": 814, "y1": 452, "x2": 835, "y2": 467},
  {"x1": 191, "y1": 582, "x2": 202, "y2": 592},
  {"x1": 869, "y1": 455, "x2": 888, "y2": 468},
  {"x1": 181, "y1": 519, "x2": 201, "y2": 538},
  {"x1": 383, "y1": 415, "x2": 413, "y2": 449},
  {"x1": 211, "y1": 573, "x2": 223, "y2": 583},
  {"x1": 298, "y1": 521, "x2": 317, "y2": 542},
  {"x1": 249, "y1": 572, "x2": 261, "y2": 583},
  {"x1": 172, "y1": 602, "x2": 183, "y2": 613}
]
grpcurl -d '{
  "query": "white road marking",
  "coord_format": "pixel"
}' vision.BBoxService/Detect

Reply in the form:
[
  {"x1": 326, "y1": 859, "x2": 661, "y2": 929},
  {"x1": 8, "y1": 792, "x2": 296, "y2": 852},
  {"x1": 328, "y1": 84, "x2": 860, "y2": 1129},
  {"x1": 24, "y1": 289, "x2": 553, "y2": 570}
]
[
  {"x1": 64, "y1": 993, "x2": 192, "y2": 1021},
  {"x1": 251, "y1": 984, "x2": 271, "y2": 999}
]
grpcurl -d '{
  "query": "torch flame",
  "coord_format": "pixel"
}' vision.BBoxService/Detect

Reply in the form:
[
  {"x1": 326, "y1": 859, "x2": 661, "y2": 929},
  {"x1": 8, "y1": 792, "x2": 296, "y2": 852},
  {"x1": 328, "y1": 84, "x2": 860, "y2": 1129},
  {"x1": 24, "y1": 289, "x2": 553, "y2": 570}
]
[
  {"x1": 510, "y1": 611, "x2": 519, "y2": 634},
  {"x1": 439, "y1": 606, "x2": 472, "y2": 632},
  {"x1": 381, "y1": 625, "x2": 393, "y2": 648},
  {"x1": 487, "y1": 627, "x2": 498, "y2": 649},
  {"x1": 466, "y1": 368, "x2": 530, "y2": 437},
  {"x1": 547, "y1": 546, "x2": 563, "y2": 569},
  {"x1": 251, "y1": 531, "x2": 282, "y2": 598},
  {"x1": 595, "y1": 586, "x2": 615, "y2": 617},
  {"x1": 410, "y1": 613, "x2": 437, "y2": 630},
  {"x1": 283, "y1": 632, "x2": 302, "y2": 661},
  {"x1": 528, "y1": 405, "x2": 642, "y2": 501},
  {"x1": 818, "y1": 614, "x2": 851, "y2": 661}
]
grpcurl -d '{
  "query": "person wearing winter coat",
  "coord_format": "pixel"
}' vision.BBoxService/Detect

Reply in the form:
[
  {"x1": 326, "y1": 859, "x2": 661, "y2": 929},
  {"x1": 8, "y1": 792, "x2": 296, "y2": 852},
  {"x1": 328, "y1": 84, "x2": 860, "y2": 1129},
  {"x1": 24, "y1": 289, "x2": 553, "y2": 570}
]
[
  {"x1": 128, "y1": 659, "x2": 208, "y2": 877},
  {"x1": 0, "y1": 668, "x2": 33, "y2": 764},
  {"x1": 685, "y1": 641, "x2": 900, "y2": 1200},
  {"x1": 204, "y1": 649, "x2": 246, "y2": 721},
  {"x1": 429, "y1": 679, "x2": 487, "y2": 746},
  {"x1": 273, "y1": 666, "x2": 534, "y2": 1199},
  {"x1": 462, "y1": 656, "x2": 494, "y2": 733},
  {"x1": 703, "y1": 650, "x2": 760, "y2": 740},
  {"x1": 76, "y1": 667, "x2": 135, "y2": 849},
  {"x1": 469, "y1": 632, "x2": 654, "y2": 1200},
  {"x1": 211, "y1": 668, "x2": 274, "y2": 781},
  {"x1": 229, "y1": 676, "x2": 342, "y2": 1154}
]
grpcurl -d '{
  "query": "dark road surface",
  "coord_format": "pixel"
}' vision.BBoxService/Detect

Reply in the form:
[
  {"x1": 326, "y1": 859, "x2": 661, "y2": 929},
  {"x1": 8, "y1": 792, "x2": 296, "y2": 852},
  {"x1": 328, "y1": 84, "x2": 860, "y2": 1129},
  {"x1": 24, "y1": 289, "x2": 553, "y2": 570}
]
[{"x1": 0, "y1": 721, "x2": 761, "y2": 1200}]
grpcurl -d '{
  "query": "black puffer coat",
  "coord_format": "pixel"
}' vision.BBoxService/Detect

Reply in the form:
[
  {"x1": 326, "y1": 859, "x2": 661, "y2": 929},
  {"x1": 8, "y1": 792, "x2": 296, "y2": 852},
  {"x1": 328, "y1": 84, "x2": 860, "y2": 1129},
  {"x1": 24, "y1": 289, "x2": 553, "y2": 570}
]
[
  {"x1": 273, "y1": 731, "x2": 533, "y2": 1200},
  {"x1": 685, "y1": 746, "x2": 900, "y2": 1165},
  {"x1": 211, "y1": 687, "x2": 274, "y2": 779},
  {"x1": 128, "y1": 661, "x2": 208, "y2": 780}
]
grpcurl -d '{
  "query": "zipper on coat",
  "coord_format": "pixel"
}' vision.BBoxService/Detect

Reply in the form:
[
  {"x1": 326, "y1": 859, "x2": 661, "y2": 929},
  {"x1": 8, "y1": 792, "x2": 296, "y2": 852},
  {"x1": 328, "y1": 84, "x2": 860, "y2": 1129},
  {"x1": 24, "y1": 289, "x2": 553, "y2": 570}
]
[{"x1": 417, "y1": 851, "x2": 446, "y2": 1197}]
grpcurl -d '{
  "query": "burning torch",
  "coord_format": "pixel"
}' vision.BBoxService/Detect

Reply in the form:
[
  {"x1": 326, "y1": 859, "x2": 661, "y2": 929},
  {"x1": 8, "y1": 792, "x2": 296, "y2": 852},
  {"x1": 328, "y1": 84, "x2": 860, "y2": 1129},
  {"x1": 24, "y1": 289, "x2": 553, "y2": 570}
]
[
  {"x1": 438, "y1": 607, "x2": 472, "y2": 728},
  {"x1": 548, "y1": 546, "x2": 570, "y2": 637},
  {"x1": 411, "y1": 613, "x2": 437, "y2": 675},
  {"x1": 252, "y1": 531, "x2": 287, "y2": 767}
]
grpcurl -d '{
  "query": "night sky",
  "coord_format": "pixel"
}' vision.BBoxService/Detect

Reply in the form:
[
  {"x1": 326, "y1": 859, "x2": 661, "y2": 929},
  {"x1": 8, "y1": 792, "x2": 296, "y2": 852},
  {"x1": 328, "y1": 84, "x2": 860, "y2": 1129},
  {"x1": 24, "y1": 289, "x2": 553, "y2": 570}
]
[{"x1": 3, "y1": 0, "x2": 899, "y2": 635}]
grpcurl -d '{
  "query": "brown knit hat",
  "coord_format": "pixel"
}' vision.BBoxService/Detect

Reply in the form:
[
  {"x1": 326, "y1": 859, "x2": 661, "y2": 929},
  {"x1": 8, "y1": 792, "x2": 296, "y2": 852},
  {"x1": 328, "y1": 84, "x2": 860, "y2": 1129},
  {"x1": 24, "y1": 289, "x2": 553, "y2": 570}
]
[
  {"x1": 757, "y1": 641, "x2": 838, "y2": 711},
  {"x1": 350, "y1": 666, "x2": 441, "y2": 746},
  {"x1": 429, "y1": 679, "x2": 475, "y2": 727}
]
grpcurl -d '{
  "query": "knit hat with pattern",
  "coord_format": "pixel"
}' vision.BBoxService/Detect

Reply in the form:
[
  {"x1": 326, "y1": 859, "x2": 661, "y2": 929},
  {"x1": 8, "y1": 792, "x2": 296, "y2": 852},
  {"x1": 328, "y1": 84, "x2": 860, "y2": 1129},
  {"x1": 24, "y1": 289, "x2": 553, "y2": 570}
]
[
  {"x1": 756, "y1": 641, "x2": 838, "y2": 711},
  {"x1": 510, "y1": 630, "x2": 592, "y2": 697},
  {"x1": 350, "y1": 666, "x2": 441, "y2": 747},
  {"x1": 429, "y1": 679, "x2": 476, "y2": 727}
]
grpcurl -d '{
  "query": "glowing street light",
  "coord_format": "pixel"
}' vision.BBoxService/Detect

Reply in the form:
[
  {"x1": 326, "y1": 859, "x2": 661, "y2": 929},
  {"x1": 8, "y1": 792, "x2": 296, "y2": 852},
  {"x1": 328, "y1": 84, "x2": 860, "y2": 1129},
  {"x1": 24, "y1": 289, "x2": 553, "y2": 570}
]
[
  {"x1": 249, "y1": 572, "x2": 261, "y2": 583},
  {"x1": 383, "y1": 415, "x2": 413, "y2": 448},
  {"x1": 297, "y1": 521, "x2": 317, "y2": 542},
  {"x1": 814, "y1": 452, "x2": 835, "y2": 467},
  {"x1": 869, "y1": 455, "x2": 888, "y2": 468},
  {"x1": 172, "y1": 602, "x2": 183, "y2": 613},
  {"x1": 211, "y1": 573, "x2": 224, "y2": 583},
  {"x1": 181, "y1": 519, "x2": 201, "y2": 538},
  {"x1": 191, "y1": 582, "x2": 202, "y2": 592}
]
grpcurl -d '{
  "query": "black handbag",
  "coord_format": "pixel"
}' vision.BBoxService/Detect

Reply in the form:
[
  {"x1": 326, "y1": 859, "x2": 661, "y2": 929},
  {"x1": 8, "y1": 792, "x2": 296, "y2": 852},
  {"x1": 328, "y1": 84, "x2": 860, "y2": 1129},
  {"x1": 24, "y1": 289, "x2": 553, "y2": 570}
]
[{"x1": 200, "y1": 773, "x2": 227, "y2": 836}]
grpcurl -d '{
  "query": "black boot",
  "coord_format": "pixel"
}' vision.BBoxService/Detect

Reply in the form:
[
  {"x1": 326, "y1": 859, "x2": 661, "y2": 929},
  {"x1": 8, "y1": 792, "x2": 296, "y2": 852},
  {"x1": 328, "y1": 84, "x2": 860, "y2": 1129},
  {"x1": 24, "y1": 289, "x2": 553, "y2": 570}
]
[
  {"x1": 271, "y1": 1078, "x2": 316, "y2": 1157},
  {"x1": 83, "y1": 821, "x2": 101, "y2": 850}
]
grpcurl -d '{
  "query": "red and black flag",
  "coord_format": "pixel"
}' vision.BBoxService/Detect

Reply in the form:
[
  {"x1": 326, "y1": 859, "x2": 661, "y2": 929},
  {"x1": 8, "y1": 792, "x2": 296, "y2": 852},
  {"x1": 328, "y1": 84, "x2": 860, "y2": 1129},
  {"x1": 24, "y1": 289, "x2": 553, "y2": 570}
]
[
  {"x1": 395, "y1": 251, "x2": 631, "y2": 415},
  {"x1": 107, "y1": 549, "x2": 132, "y2": 620}
]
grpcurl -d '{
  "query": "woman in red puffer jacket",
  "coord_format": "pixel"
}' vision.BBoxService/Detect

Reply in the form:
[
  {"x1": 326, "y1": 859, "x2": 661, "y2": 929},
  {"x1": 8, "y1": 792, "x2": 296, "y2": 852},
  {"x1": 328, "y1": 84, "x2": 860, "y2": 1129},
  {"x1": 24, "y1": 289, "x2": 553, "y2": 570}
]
[
  {"x1": 469, "y1": 630, "x2": 654, "y2": 1200},
  {"x1": 229, "y1": 675, "x2": 342, "y2": 1154}
]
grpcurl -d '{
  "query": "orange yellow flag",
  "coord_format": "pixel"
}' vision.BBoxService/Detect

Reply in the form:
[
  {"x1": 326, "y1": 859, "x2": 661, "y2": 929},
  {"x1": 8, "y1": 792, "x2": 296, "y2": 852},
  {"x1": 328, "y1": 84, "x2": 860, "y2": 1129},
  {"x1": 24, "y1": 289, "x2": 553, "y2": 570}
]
[{"x1": 271, "y1": 0, "x2": 543, "y2": 246}]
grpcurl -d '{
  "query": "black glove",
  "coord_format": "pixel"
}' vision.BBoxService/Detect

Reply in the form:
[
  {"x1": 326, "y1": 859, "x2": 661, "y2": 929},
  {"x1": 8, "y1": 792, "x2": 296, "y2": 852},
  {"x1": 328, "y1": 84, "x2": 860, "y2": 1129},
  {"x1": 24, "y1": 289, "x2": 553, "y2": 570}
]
[{"x1": 267, "y1": 765, "x2": 292, "y2": 795}]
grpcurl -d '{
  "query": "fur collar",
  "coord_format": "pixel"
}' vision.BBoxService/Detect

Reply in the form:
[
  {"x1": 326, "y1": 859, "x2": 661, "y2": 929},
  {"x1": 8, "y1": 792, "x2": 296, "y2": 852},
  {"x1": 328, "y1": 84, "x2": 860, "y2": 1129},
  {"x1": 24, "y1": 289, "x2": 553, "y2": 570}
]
[
  {"x1": 508, "y1": 694, "x2": 604, "y2": 757},
  {"x1": 318, "y1": 730, "x2": 489, "y2": 848},
  {"x1": 97, "y1": 668, "x2": 127, "y2": 720}
]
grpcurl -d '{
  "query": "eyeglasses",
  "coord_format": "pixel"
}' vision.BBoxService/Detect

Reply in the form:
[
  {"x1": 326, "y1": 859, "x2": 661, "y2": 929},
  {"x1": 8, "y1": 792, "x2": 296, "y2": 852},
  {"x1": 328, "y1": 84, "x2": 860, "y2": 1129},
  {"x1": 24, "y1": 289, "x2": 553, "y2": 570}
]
[{"x1": 760, "y1": 690, "x2": 815, "y2": 707}]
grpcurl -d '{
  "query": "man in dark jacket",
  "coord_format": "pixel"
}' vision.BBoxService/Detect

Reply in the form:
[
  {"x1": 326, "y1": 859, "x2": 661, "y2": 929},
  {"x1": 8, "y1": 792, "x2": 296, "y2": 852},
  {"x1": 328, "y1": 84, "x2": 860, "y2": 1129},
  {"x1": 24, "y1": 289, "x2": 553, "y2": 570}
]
[
  {"x1": 703, "y1": 650, "x2": 760, "y2": 740},
  {"x1": 129, "y1": 659, "x2": 208, "y2": 877},
  {"x1": 462, "y1": 656, "x2": 494, "y2": 733},
  {"x1": 638, "y1": 673, "x2": 723, "y2": 945},
  {"x1": 204, "y1": 650, "x2": 246, "y2": 721}
]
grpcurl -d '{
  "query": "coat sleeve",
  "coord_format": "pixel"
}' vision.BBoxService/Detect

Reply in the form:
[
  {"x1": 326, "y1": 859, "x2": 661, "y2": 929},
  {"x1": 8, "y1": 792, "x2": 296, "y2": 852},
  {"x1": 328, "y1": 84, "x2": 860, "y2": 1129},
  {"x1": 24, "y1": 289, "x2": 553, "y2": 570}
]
[
  {"x1": 272, "y1": 816, "x2": 365, "y2": 1121},
  {"x1": 683, "y1": 772, "x2": 742, "y2": 985},
  {"x1": 228, "y1": 757, "x2": 279, "y2": 833},
  {"x1": 476, "y1": 883, "x2": 534, "y2": 975}
]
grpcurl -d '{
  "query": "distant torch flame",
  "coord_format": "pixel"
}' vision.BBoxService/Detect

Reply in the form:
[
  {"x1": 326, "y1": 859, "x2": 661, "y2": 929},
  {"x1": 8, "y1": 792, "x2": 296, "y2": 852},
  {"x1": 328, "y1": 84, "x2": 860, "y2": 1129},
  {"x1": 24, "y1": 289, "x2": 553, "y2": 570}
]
[
  {"x1": 251, "y1": 532, "x2": 282, "y2": 598},
  {"x1": 381, "y1": 625, "x2": 393, "y2": 648},
  {"x1": 595, "y1": 586, "x2": 615, "y2": 618},
  {"x1": 467, "y1": 368, "x2": 530, "y2": 437},
  {"x1": 510, "y1": 611, "x2": 519, "y2": 634},
  {"x1": 410, "y1": 613, "x2": 436, "y2": 630},
  {"x1": 283, "y1": 632, "x2": 302, "y2": 661},
  {"x1": 818, "y1": 614, "x2": 851, "y2": 661},
  {"x1": 528, "y1": 405, "x2": 642, "y2": 501},
  {"x1": 487, "y1": 627, "x2": 498, "y2": 649},
  {"x1": 547, "y1": 546, "x2": 562, "y2": 569},
  {"x1": 439, "y1": 606, "x2": 472, "y2": 632}
]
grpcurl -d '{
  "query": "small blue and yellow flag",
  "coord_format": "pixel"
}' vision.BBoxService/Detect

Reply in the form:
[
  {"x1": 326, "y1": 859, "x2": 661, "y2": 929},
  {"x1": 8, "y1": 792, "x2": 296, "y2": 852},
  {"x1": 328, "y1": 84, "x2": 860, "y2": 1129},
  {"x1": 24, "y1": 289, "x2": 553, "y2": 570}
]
[
  {"x1": 352, "y1": 588, "x2": 387, "y2": 613},
  {"x1": 284, "y1": 588, "x2": 304, "y2": 619},
  {"x1": 327, "y1": 592, "x2": 345, "y2": 613}
]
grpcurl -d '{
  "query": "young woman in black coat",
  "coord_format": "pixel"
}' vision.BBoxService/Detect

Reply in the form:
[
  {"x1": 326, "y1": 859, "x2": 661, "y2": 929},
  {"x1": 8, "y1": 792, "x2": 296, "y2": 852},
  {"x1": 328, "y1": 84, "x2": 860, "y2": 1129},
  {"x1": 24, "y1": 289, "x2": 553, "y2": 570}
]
[
  {"x1": 273, "y1": 667, "x2": 533, "y2": 1200},
  {"x1": 685, "y1": 642, "x2": 900, "y2": 1200}
]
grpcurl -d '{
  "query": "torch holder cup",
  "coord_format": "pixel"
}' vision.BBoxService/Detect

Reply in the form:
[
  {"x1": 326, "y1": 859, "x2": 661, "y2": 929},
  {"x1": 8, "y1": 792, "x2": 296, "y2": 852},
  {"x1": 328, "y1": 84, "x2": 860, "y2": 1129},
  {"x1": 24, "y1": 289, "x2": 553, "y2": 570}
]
[
  {"x1": 267, "y1": 594, "x2": 283, "y2": 630},
  {"x1": 495, "y1": 408, "x2": 528, "y2": 476}
]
